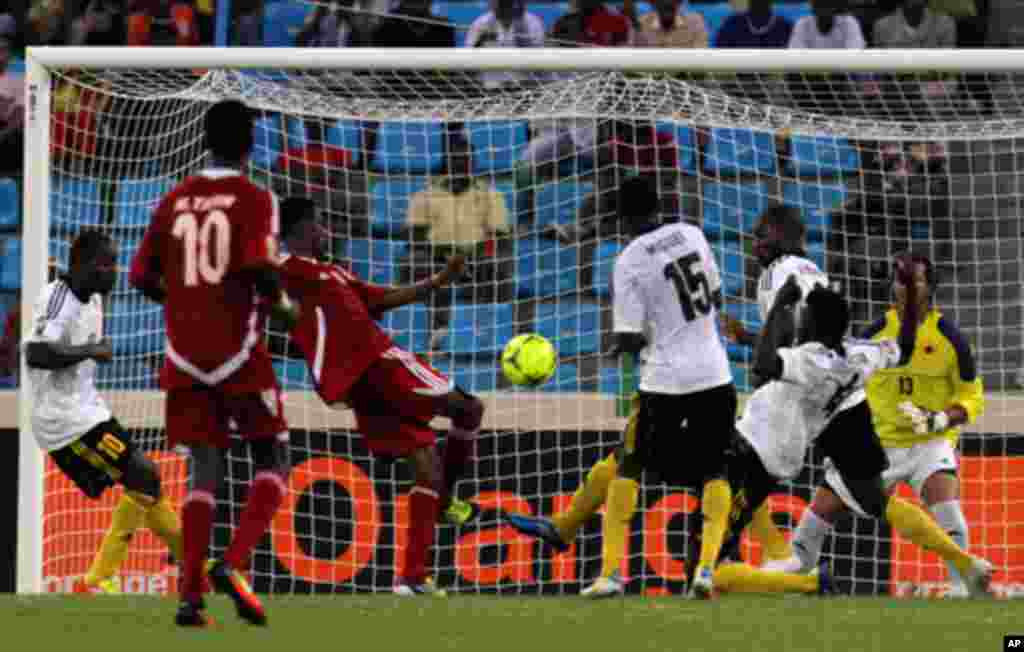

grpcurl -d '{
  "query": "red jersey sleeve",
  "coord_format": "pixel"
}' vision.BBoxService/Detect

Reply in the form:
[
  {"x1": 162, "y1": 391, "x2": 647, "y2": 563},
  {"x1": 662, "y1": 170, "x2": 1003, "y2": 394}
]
[
  {"x1": 129, "y1": 195, "x2": 169, "y2": 291},
  {"x1": 336, "y1": 265, "x2": 390, "y2": 320},
  {"x1": 235, "y1": 188, "x2": 280, "y2": 272}
]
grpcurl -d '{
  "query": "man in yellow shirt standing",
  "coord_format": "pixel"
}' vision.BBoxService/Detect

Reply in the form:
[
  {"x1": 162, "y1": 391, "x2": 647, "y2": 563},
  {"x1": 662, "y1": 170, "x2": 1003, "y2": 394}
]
[{"x1": 765, "y1": 252, "x2": 986, "y2": 598}]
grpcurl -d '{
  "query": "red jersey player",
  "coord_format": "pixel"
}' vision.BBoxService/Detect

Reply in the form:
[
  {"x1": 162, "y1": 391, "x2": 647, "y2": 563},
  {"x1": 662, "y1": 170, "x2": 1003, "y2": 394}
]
[
  {"x1": 129, "y1": 100, "x2": 298, "y2": 627},
  {"x1": 277, "y1": 197, "x2": 485, "y2": 596}
]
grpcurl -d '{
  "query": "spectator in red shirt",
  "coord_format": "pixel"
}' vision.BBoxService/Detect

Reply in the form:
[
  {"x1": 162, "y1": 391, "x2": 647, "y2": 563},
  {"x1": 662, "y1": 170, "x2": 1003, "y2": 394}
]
[
  {"x1": 127, "y1": 0, "x2": 199, "y2": 46},
  {"x1": 550, "y1": 0, "x2": 634, "y2": 46}
]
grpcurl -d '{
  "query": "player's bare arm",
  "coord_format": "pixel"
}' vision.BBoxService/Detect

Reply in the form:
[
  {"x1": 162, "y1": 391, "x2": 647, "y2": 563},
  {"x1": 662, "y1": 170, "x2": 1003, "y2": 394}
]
[
  {"x1": 752, "y1": 274, "x2": 801, "y2": 381},
  {"x1": 367, "y1": 254, "x2": 468, "y2": 313},
  {"x1": 25, "y1": 337, "x2": 113, "y2": 370}
]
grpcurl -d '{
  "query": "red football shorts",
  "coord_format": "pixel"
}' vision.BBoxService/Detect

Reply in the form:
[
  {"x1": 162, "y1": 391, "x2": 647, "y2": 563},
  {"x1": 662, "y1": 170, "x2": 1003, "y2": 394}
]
[
  {"x1": 345, "y1": 347, "x2": 452, "y2": 457},
  {"x1": 166, "y1": 384, "x2": 288, "y2": 449}
]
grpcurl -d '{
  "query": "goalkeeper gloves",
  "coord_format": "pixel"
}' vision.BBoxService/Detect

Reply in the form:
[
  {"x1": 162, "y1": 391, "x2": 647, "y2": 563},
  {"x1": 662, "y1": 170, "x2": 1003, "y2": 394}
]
[{"x1": 898, "y1": 401, "x2": 951, "y2": 434}]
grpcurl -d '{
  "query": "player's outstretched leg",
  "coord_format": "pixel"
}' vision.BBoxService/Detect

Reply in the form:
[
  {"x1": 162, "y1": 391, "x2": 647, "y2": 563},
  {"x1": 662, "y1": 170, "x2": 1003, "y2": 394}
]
[
  {"x1": 395, "y1": 447, "x2": 446, "y2": 597},
  {"x1": 690, "y1": 477, "x2": 733, "y2": 600},
  {"x1": 177, "y1": 444, "x2": 220, "y2": 627},
  {"x1": 763, "y1": 486, "x2": 845, "y2": 574},
  {"x1": 587, "y1": 475, "x2": 638, "y2": 597},
  {"x1": 77, "y1": 493, "x2": 148, "y2": 595},
  {"x1": 713, "y1": 560, "x2": 834, "y2": 596},
  {"x1": 435, "y1": 389, "x2": 483, "y2": 526},
  {"x1": 749, "y1": 503, "x2": 793, "y2": 564}
]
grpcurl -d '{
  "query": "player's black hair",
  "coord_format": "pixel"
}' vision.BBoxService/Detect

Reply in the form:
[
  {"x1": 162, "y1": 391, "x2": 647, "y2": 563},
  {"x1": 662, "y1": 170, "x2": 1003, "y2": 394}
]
[
  {"x1": 69, "y1": 228, "x2": 114, "y2": 269},
  {"x1": 280, "y1": 196, "x2": 317, "y2": 239},
  {"x1": 758, "y1": 203, "x2": 806, "y2": 254},
  {"x1": 204, "y1": 100, "x2": 255, "y2": 162},
  {"x1": 805, "y1": 285, "x2": 850, "y2": 340},
  {"x1": 891, "y1": 250, "x2": 938, "y2": 300},
  {"x1": 618, "y1": 174, "x2": 660, "y2": 225}
]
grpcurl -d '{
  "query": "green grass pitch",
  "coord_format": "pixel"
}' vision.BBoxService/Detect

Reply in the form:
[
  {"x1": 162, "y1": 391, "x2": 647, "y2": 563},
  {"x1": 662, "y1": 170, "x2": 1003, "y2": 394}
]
[{"x1": 6, "y1": 594, "x2": 1023, "y2": 652}]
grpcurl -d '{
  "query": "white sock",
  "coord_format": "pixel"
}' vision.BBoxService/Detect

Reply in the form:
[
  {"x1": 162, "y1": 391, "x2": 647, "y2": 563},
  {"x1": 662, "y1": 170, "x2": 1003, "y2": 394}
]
[
  {"x1": 931, "y1": 500, "x2": 969, "y2": 588},
  {"x1": 791, "y1": 508, "x2": 832, "y2": 572}
]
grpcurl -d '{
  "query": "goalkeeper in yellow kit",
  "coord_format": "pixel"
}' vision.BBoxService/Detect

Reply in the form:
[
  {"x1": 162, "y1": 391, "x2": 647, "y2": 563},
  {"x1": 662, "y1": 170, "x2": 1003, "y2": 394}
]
[{"x1": 764, "y1": 252, "x2": 986, "y2": 598}]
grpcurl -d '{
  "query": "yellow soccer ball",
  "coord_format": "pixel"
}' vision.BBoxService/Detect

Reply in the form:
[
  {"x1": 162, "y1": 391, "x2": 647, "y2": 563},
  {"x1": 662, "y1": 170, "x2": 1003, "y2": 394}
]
[{"x1": 501, "y1": 334, "x2": 557, "y2": 387}]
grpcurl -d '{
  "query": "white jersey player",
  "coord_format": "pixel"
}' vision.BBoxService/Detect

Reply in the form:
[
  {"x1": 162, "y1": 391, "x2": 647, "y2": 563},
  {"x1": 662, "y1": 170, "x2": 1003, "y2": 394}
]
[
  {"x1": 23, "y1": 229, "x2": 181, "y2": 594},
  {"x1": 708, "y1": 272, "x2": 993, "y2": 598}
]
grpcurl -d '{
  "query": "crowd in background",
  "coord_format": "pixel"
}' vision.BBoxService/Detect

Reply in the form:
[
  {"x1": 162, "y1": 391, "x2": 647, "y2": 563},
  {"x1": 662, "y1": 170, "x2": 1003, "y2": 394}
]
[{"x1": 0, "y1": 0, "x2": 1018, "y2": 387}]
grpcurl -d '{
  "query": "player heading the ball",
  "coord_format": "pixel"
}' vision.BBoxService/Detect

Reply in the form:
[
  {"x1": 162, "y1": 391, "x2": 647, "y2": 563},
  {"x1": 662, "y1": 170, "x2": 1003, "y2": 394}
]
[
  {"x1": 130, "y1": 99, "x2": 299, "y2": 627},
  {"x1": 277, "y1": 196, "x2": 485, "y2": 597}
]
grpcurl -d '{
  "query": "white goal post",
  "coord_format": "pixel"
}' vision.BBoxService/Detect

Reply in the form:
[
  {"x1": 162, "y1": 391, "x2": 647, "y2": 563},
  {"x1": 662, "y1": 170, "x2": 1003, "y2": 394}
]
[{"x1": 18, "y1": 46, "x2": 1024, "y2": 597}]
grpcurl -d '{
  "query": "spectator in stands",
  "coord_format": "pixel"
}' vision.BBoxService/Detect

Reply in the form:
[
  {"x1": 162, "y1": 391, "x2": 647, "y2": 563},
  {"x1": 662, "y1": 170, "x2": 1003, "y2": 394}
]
[
  {"x1": 274, "y1": 117, "x2": 369, "y2": 240},
  {"x1": 0, "y1": 37, "x2": 25, "y2": 177},
  {"x1": 127, "y1": 0, "x2": 199, "y2": 46},
  {"x1": 372, "y1": 0, "x2": 455, "y2": 46},
  {"x1": 549, "y1": 0, "x2": 633, "y2": 46},
  {"x1": 0, "y1": 298, "x2": 19, "y2": 388},
  {"x1": 633, "y1": 0, "x2": 708, "y2": 48},
  {"x1": 51, "y1": 72, "x2": 112, "y2": 172},
  {"x1": 297, "y1": 0, "x2": 368, "y2": 47},
  {"x1": 27, "y1": 0, "x2": 67, "y2": 45},
  {"x1": 786, "y1": 0, "x2": 865, "y2": 116},
  {"x1": 71, "y1": 0, "x2": 126, "y2": 45},
  {"x1": 405, "y1": 137, "x2": 512, "y2": 344},
  {"x1": 0, "y1": 14, "x2": 19, "y2": 51},
  {"x1": 234, "y1": 0, "x2": 263, "y2": 45},
  {"x1": 715, "y1": 0, "x2": 793, "y2": 48},
  {"x1": 464, "y1": 0, "x2": 546, "y2": 89}
]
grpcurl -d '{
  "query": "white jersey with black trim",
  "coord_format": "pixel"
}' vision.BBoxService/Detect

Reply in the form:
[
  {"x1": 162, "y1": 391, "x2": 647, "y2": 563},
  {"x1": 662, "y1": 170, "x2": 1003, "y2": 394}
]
[
  {"x1": 757, "y1": 254, "x2": 830, "y2": 322},
  {"x1": 737, "y1": 337, "x2": 902, "y2": 479},
  {"x1": 613, "y1": 222, "x2": 732, "y2": 395},
  {"x1": 24, "y1": 280, "x2": 111, "y2": 451}
]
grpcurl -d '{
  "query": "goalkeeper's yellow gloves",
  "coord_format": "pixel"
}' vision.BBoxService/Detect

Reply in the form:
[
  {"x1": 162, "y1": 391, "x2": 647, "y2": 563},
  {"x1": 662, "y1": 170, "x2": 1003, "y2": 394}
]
[{"x1": 898, "y1": 401, "x2": 951, "y2": 434}]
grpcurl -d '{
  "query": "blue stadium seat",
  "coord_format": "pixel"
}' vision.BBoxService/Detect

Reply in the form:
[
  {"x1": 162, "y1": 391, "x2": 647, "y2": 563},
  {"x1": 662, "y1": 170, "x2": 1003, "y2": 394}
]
[
  {"x1": 115, "y1": 236, "x2": 141, "y2": 291},
  {"x1": 781, "y1": 182, "x2": 847, "y2": 242},
  {"x1": 527, "y1": 2, "x2": 570, "y2": 30},
  {"x1": 448, "y1": 363, "x2": 499, "y2": 393},
  {"x1": 702, "y1": 181, "x2": 768, "y2": 240},
  {"x1": 775, "y1": 2, "x2": 812, "y2": 25},
  {"x1": 592, "y1": 241, "x2": 622, "y2": 298},
  {"x1": 371, "y1": 177, "x2": 428, "y2": 237},
  {"x1": 379, "y1": 304, "x2": 431, "y2": 353},
  {"x1": 705, "y1": 128, "x2": 777, "y2": 176},
  {"x1": 730, "y1": 362, "x2": 752, "y2": 392},
  {"x1": 263, "y1": 2, "x2": 314, "y2": 46},
  {"x1": 445, "y1": 3, "x2": 487, "y2": 45},
  {"x1": 51, "y1": 176, "x2": 103, "y2": 228},
  {"x1": 806, "y1": 241, "x2": 827, "y2": 272},
  {"x1": 106, "y1": 297, "x2": 165, "y2": 357},
  {"x1": 372, "y1": 122, "x2": 445, "y2": 174},
  {"x1": 0, "y1": 178, "x2": 19, "y2": 231},
  {"x1": 598, "y1": 364, "x2": 628, "y2": 395},
  {"x1": 514, "y1": 237, "x2": 579, "y2": 299},
  {"x1": 534, "y1": 180, "x2": 593, "y2": 229},
  {"x1": 539, "y1": 362, "x2": 583, "y2": 392},
  {"x1": 468, "y1": 121, "x2": 529, "y2": 175},
  {"x1": 326, "y1": 120, "x2": 364, "y2": 165},
  {"x1": 493, "y1": 181, "x2": 527, "y2": 226},
  {"x1": 115, "y1": 179, "x2": 176, "y2": 228},
  {"x1": 251, "y1": 117, "x2": 284, "y2": 171},
  {"x1": 535, "y1": 300, "x2": 602, "y2": 357},
  {"x1": 656, "y1": 121, "x2": 698, "y2": 174},
  {"x1": 0, "y1": 238, "x2": 20, "y2": 291},
  {"x1": 8, "y1": 59, "x2": 24, "y2": 75},
  {"x1": 436, "y1": 302, "x2": 515, "y2": 357},
  {"x1": 285, "y1": 116, "x2": 308, "y2": 150},
  {"x1": 96, "y1": 360, "x2": 159, "y2": 390},
  {"x1": 274, "y1": 358, "x2": 314, "y2": 391},
  {"x1": 709, "y1": 240, "x2": 746, "y2": 297},
  {"x1": 343, "y1": 238, "x2": 408, "y2": 286},
  {"x1": 787, "y1": 135, "x2": 859, "y2": 177},
  {"x1": 697, "y1": 3, "x2": 733, "y2": 40},
  {"x1": 723, "y1": 302, "x2": 760, "y2": 363},
  {"x1": 49, "y1": 238, "x2": 69, "y2": 272}
]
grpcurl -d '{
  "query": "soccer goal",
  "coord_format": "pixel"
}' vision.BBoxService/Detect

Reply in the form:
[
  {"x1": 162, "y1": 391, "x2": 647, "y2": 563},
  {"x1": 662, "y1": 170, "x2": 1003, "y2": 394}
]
[{"x1": 18, "y1": 46, "x2": 1024, "y2": 598}]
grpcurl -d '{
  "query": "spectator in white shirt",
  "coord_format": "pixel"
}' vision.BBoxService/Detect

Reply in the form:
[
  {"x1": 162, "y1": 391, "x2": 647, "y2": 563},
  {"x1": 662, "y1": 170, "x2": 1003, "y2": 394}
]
[
  {"x1": 787, "y1": 0, "x2": 865, "y2": 115},
  {"x1": 464, "y1": 0, "x2": 546, "y2": 89}
]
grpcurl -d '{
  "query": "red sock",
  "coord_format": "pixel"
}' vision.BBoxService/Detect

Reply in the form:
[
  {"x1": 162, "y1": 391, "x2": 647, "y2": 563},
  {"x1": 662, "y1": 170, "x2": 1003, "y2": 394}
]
[
  {"x1": 403, "y1": 486, "x2": 440, "y2": 583},
  {"x1": 441, "y1": 432, "x2": 475, "y2": 506},
  {"x1": 181, "y1": 490, "x2": 215, "y2": 604},
  {"x1": 224, "y1": 471, "x2": 287, "y2": 571}
]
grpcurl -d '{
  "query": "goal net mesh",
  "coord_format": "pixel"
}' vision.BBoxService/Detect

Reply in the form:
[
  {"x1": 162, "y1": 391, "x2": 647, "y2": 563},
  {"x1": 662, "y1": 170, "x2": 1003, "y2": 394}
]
[{"x1": 34, "y1": 63, "x2": 1024, "y2": 597}]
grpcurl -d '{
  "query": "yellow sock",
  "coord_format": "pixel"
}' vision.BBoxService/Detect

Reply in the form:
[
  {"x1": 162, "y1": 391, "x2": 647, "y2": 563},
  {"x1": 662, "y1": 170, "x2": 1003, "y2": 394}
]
[
  {"x1": 599, "y1": 476, "x2": 639, "y2": 578},
  {"x1": 714, "y1": 563, "x2": 818, "y2": 594},
  {"x1": 696, "y1": 479, "x2": 732, "y2": 572},
  {"x1": 551, "y1": 454, "x2": 618, "y2": 542},
  {"x1": 885, "y1": 497, "x2": 973, "y2": 575},
  {"x1": 141, "y1": 495, "x2": 184, "y2": 562},
  {"x1": 749, "y1": 503, "x2": 792, "y2": 562},
  {"x1": 85, "y1": 493, "x2": 147, "y2": 586}
]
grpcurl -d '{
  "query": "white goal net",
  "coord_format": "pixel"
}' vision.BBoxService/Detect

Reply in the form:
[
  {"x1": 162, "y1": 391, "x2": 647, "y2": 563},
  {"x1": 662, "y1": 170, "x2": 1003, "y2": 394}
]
[{"x1": 18, "y1": 47, "x2": 1024, "y2": 598}]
